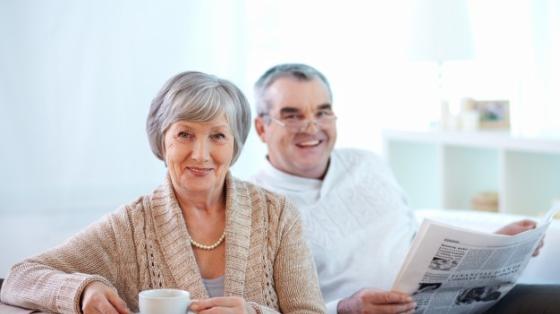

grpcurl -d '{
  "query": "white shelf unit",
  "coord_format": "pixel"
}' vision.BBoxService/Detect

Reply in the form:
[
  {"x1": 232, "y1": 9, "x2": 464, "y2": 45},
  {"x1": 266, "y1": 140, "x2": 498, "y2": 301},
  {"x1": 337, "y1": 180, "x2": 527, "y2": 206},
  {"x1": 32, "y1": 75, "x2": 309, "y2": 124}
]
[{"x1": 382, "y1": 129, "x2": 560, "y2": 216}]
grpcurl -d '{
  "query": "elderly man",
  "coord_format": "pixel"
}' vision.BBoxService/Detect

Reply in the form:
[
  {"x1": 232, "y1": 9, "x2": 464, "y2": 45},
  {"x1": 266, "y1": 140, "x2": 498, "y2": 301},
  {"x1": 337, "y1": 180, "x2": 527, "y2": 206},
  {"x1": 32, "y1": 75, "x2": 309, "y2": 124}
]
[{"x1": 250, "y1": 63, "x2": 557, "y2": 314}]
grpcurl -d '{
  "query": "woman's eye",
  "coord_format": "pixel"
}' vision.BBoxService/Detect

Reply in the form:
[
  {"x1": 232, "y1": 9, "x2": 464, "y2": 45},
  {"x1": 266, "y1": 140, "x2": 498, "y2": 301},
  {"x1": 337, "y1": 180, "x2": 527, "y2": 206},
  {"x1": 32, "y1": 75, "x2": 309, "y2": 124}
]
[
  {"x1": 177, "y1": 131, "x2": 192, "y2": 139},
  {"x1": 212, "y1": 133, "x2": 226, "y2": 140}
]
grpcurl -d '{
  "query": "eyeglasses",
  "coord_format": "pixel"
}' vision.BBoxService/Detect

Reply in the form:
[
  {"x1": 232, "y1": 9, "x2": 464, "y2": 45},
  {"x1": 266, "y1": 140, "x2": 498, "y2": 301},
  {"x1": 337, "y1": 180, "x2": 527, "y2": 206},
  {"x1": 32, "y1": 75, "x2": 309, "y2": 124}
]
[{"x1": 263, "y1": 111, "x2": 337, "y2": 132}]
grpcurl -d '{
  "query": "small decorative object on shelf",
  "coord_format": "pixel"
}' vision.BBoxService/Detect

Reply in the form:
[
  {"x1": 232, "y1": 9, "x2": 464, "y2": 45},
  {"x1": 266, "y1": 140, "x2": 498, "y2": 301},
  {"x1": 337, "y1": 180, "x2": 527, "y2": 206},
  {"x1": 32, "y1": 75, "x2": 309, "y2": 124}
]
[
  {"x1": 440, "y1": 98, "x2": 510, "y2": 131},
  {"x1": 459, "y1": 98, "x2": 479, "y2": 131},
  {"x1": 474, "y1": 100, "x2": 510, "y2": 130},
  {"x1": 471, "y1": 191, "x2": 499, "y2": 212}
]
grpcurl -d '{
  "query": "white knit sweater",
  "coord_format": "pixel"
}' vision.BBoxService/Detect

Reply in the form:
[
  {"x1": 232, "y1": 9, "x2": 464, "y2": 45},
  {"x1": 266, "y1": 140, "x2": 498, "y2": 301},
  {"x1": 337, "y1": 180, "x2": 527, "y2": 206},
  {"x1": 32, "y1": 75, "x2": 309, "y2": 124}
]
[{"x1": 251, "y1": 149, "x2": 417, "y2": 314}]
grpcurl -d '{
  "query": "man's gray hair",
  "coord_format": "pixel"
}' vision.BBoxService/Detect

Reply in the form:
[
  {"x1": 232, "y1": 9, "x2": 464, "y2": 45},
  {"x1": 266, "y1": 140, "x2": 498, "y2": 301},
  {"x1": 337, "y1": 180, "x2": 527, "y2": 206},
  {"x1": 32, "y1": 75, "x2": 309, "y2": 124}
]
[
  {"x1": 254, "y1": 63, "x2": 332, "y2": 116},
  {"x1": 146, "y1": 71, "x2": 251, "y2": 165}
]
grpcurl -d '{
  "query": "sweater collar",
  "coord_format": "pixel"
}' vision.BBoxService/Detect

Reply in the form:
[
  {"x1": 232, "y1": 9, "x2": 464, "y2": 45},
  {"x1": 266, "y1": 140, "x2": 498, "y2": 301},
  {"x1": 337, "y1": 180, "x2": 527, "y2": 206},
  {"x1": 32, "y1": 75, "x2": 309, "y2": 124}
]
[
  {"x1": 261, "y1": 158, "x2": 323, "y2": 192},
  {"x1": 150, "y1": 172, "x2": 251, "y2": 298}
]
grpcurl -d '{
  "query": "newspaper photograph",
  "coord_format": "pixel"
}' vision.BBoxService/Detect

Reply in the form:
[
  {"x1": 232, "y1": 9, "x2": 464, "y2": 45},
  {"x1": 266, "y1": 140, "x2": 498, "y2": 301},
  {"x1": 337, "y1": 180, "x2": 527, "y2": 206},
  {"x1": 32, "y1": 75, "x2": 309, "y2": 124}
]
[{"x1": 392, "y1": 205, "x2": 559, "y2": 314}]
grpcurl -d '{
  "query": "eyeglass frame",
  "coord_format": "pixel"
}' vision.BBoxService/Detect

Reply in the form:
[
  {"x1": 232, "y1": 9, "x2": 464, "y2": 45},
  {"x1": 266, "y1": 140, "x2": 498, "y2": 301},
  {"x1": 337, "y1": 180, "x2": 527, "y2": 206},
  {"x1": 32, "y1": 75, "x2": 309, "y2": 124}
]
[{"x1": 260, "y1": 110, "x2": 337, "y2": 132}]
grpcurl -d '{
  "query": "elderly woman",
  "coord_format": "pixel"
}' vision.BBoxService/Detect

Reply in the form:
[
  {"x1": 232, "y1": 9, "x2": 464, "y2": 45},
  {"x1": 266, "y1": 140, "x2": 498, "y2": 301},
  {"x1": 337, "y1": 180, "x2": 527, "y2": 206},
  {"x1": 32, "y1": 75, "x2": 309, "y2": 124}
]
[{"x1": 0, "y1": 71, "x2": 326, "y2": 314}]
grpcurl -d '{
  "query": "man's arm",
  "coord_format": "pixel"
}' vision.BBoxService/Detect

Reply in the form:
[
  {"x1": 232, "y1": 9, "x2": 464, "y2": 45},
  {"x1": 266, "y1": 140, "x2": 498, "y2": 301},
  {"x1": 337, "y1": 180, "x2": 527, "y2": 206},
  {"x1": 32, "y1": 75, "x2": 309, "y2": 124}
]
[{"x1": 336, "y1": 288, "x2": 416, "y2": 314}]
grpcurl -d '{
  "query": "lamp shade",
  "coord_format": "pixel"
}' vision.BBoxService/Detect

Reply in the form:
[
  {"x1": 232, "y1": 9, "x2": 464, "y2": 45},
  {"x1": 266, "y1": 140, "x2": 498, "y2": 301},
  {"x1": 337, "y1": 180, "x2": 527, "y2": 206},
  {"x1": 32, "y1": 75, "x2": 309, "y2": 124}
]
[{"x1": 409, "y1": 0, "x2": 474, "y2": 62}]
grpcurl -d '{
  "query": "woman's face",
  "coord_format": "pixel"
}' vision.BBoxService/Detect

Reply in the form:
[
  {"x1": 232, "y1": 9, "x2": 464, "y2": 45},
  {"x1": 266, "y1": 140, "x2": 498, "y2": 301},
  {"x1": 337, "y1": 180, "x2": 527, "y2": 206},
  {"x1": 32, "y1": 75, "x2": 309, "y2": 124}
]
[{"x1": 163, "y1": 114, "x2": 234, "y2": 199}]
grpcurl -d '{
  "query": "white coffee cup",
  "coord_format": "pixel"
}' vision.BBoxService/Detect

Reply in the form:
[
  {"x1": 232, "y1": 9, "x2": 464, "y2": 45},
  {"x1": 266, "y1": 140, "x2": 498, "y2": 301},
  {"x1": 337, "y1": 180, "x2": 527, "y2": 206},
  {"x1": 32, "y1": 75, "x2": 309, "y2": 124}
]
[{"x1": 139, "y1": 289, "x2": 191, "y2": 314}]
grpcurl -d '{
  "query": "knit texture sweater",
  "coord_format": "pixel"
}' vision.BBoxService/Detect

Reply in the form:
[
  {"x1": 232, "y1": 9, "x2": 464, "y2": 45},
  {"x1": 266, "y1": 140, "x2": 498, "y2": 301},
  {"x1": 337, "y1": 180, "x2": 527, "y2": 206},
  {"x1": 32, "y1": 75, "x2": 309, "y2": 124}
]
[
  {"x1": 0, "y1": 174, "x2": 326, "y2": 314},
  {"x1": 251, "y1": 149, "x2": 417, "y2": 314}
]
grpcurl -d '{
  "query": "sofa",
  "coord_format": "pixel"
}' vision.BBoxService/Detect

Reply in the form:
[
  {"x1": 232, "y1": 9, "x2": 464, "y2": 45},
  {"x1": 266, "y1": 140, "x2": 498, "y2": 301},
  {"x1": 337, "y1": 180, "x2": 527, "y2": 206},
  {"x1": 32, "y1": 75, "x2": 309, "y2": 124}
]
[
  {"x1": 416, "y1": 209, "x2": 560, "y2": 284},
  {"x1": 0, "y1": 209, "x2": 557, "y2": 313}
]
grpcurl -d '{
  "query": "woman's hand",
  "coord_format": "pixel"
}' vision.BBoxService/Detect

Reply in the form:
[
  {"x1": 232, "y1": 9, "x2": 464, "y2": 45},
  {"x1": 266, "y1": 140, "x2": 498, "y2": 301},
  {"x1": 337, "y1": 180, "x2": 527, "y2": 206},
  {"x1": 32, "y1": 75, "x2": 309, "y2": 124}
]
[
  {"x1": 190, "y1": 296, "x2": 249, "y2": 314},
  {"x1": 337, "y1": 288, "x2": 416, "y2": 314},
  {"x1": 81, "y1": 281, "x2": 130, "y2": 314}
]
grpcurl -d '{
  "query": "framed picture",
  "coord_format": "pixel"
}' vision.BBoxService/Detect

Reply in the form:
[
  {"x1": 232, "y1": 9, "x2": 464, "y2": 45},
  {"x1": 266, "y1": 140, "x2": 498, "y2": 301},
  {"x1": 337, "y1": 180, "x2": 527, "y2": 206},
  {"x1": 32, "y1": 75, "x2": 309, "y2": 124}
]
[{"x1": 474, "y1": 100, "x2": 510, "y2": 130}]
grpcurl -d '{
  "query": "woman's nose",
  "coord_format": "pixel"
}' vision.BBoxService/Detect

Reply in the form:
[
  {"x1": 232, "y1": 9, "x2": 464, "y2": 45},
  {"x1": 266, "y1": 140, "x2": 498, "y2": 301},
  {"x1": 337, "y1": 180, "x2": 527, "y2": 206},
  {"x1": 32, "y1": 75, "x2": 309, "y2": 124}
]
[{"x1": 192, "y1": 139, "x2": 210, "y2": 162}]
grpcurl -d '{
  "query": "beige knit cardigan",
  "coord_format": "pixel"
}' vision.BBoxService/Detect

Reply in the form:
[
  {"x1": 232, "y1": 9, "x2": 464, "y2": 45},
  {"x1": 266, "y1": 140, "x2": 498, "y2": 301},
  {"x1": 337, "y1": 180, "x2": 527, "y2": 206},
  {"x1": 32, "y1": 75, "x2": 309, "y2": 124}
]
[{"x1": 0, "y1": 174, "x2": 326, "y2": 314}]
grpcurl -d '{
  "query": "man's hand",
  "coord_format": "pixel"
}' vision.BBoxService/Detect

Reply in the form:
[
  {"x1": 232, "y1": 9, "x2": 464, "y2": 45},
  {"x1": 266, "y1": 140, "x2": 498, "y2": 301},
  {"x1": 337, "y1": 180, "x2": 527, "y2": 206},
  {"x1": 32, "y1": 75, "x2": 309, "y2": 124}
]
[
  {"x1": 190, "y1": 296, "x2": 248, "y2": 314},
  {"x1": 81, "y1": 281, "x2": 130, "y2": 314},
  {"x1": 495, "y1": 219, "x2": 544, "y2": 256},
  {"x1": 337, "y1": 288, "x2": 416, "y2": 314}
]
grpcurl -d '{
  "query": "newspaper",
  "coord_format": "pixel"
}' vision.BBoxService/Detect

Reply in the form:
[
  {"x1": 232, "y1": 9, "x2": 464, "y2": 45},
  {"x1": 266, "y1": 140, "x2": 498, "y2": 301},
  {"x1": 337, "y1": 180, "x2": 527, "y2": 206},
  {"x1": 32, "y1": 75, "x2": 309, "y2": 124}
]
[{"x1": 392, "y1": 205, "x2": 560, "y2": 314}]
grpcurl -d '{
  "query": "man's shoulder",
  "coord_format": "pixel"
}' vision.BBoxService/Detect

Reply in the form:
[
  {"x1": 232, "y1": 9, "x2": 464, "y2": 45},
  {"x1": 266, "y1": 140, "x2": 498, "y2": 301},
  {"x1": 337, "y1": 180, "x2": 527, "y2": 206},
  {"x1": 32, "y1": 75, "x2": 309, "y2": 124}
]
[
  {"x1": 327, "y1": 148, "x2": 402, "y2": 192},
  {"x1": 333, "y1": 147, "x2": 381, "y2": 158},
  {"x1": 332, "y1": 148, "x2": 386, "y2": 168}
]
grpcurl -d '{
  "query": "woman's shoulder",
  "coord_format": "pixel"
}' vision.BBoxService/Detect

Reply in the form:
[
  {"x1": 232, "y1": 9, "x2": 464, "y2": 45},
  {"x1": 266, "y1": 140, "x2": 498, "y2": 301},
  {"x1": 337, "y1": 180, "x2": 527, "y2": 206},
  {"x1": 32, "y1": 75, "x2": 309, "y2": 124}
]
[
  {"x1": 114, "y1": 182, "x2": 171, "y2": 220},
  {"x1": 92, "y1": 193, "x2": 153, "y2": 237}
]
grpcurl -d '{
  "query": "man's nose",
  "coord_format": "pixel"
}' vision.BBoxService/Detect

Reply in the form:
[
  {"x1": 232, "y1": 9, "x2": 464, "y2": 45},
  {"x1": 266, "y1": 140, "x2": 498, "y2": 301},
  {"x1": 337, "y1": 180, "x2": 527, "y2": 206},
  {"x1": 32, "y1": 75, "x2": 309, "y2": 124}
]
[{"x1": 300, "y1": 118, "x2": 320, "y2": 133}]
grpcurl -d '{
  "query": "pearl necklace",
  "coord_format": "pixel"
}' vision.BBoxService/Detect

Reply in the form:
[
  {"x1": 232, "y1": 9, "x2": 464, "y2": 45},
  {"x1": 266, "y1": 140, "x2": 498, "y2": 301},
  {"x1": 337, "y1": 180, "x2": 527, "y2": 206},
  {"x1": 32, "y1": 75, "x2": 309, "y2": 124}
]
[{"x1": 189, "y1": 231, "x2": 226, "y2": 250}]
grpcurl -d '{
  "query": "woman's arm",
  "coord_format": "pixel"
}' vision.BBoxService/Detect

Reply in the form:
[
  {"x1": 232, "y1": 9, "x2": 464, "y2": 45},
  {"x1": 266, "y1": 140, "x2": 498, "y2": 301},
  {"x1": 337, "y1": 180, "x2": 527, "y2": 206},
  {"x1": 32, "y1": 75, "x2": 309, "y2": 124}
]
[
  {"x1": 0, "y1": 207, "x2": 138, "y2": 314},
  {"x1": 271, "y1": 200, "x2": 326, "y2": 314}
]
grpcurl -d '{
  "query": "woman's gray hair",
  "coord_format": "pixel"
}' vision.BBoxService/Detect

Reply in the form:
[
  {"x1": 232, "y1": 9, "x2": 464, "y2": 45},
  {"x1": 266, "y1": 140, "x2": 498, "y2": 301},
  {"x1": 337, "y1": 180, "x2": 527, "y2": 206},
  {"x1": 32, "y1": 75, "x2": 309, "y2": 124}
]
[
  {"x1": 146, "y1": 71, "x2": 251, "y2": 165},
  {"x1": 254, "y1": 63, "x2": 332, "y2": 117}
]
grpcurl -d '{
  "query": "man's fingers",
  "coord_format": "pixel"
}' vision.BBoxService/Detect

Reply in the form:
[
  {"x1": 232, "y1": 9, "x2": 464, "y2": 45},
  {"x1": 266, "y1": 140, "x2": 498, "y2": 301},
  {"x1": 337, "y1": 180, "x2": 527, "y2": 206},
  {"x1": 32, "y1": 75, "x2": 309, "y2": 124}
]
[
  {"x1": 365, "y1": 291, "x2": 413, "y2": 304},
  {"x1": 363, "y1": 301, "x2": 416, "y2": 314},
  {"x1": 532, "y1": 237, "x2": 545, "y2": 257},
  {"x1": 391, "y1": 301, "x2": 417, "y2": 313},
  {"x1": 496, "y1": 219, "x2": 537, "y2": 235},
  {"x1": 516, "y1": 220, "x2": 537, "y2": 233},
  {"x1": 518, "y1": 219, "x2": 537, "y2": 228},
  {"x1": 376, "y1": 302, "x2": 416, "y2": 313}
]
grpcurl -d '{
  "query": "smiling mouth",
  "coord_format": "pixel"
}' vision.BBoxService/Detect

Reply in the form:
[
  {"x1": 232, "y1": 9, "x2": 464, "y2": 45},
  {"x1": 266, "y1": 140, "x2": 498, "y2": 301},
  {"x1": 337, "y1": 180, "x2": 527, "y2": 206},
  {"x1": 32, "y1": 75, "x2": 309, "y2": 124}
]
[
  {"x1": 295, "y1": 139, "x2": 323, "y2": 148},
  {"x1": 187, "y1": 167, "x2": 213, "y2": 176}
]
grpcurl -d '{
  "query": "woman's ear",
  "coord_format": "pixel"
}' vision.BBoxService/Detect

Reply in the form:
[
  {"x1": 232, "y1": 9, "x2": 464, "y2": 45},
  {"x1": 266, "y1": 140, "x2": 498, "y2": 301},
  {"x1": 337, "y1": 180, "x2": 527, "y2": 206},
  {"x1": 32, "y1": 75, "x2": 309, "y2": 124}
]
[{"x1": 160, "y1": 131, "x2": 169, "y2": 166}]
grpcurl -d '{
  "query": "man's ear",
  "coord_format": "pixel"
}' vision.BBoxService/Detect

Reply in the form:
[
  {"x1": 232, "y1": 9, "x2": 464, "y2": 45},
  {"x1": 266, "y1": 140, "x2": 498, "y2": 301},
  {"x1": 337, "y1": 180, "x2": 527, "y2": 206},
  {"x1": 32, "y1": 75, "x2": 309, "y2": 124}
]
[{"x1": 254, "y1": 117, "x2": 267, "y2": 143}]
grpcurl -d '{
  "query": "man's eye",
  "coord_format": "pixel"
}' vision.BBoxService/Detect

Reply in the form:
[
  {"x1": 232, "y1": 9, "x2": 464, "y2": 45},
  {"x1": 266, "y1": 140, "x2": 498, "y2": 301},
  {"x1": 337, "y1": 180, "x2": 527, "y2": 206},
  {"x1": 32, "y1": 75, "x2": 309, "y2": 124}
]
[
  {"x1": 283, "y1": 114, "x2": 300, "y2": 121},
  {"x1": 316, "y1": 110, "x2": 333, "y2": 118}
]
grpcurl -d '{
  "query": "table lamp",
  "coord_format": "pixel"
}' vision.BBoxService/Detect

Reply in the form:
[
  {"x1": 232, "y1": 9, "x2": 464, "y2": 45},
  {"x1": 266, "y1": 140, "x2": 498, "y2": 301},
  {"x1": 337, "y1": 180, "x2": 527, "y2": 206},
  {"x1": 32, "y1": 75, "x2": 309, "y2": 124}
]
[{"x1": 409, "y1": 0, "x2": 475, "y2": 129}]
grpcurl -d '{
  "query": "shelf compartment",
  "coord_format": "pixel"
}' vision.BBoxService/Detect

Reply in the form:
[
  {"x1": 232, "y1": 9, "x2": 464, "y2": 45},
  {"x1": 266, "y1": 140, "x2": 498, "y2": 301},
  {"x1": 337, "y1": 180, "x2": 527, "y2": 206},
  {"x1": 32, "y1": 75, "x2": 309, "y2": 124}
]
[
  {"x1": 503, "y1": 151, "x2": 560, "y2": 215},
  {"x1": 386, "y1": 140, "x2": 441, "y2": 209},
  {"x1": 442, "y1": 145, "x2": 500, "y2": 210}
]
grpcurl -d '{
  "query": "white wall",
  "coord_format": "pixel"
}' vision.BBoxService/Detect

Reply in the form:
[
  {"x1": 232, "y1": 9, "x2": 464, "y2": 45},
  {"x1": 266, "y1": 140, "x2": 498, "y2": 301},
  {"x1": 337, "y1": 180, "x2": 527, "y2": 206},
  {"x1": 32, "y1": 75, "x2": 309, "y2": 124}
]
[
  {"x1": 0, "y1": 0, "x2": 258, "y2": 274},
  {"x1": 1, "y1": 0, "x2": 559, "y2": 276},
  {"x1": 0, "y1": 0, "x2": 256, "y2": 215}
]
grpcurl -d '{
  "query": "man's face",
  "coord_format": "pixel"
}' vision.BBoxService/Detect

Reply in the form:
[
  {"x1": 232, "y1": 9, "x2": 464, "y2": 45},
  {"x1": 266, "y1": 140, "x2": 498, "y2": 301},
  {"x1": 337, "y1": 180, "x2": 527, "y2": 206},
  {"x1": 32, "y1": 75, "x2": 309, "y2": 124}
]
[{"x1": 255, "y1": 77, "x2": 337, "y2": 179}]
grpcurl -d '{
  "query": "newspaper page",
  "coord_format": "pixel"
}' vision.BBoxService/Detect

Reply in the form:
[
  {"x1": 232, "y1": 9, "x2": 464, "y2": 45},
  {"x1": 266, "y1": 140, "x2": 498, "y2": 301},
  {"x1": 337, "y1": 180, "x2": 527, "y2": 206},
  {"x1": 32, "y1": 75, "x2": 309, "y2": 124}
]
[{"x1": 393, "y1": 205, "x2": 559, "y2": 314}]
